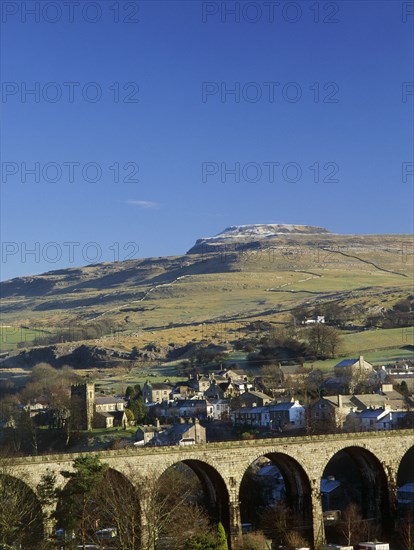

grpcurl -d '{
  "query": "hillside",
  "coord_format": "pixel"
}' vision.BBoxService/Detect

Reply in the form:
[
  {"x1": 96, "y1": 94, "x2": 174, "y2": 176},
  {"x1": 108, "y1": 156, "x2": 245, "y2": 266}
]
[{"x1": 0, "y1": 226, "x2": 413, "y2": 364}]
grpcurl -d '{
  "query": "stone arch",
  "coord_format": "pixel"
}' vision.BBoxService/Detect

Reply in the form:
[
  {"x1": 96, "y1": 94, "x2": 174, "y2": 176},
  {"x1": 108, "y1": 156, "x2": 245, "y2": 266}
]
[
  {"x1": 156, "y1": 458, "x2": 231, "y2": 532},
  {"x1": 0, "y1": 472, "x2": 44, "y2": 548},
  {"x1": 239, "y1": 451, "x2": 314, "y2": 541},
  {"x1": 322, "y1": 445, "x2": 390, "y2": 526},
  {"x1": 55, "y1": 465, "x2": 141, "y2": 548},
  {"x1": 397, "y1": 445, "x2": 414, "y2": 487}
]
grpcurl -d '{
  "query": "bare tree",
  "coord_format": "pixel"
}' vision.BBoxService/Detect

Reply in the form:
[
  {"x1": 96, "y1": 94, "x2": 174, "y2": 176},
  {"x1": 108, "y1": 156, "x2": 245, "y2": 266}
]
[
  {"x1": 400, "y1": 513, "x2": 414, "y2": 550},
  {"x1": 0, "y1": 461, "x2": 44, "y2": 549},
  {"x1": 284, "y1": 530, "x2": 310, "y2": 549},
  {"x1": 260, "y1": 502, "x2": 308, "y2": 547},
  {"x1": 337, "y1": 503, "x2": 369, "y2": 546},
  {"x1": 135, "y1": 465, "x2": 213, "y2": 550},
  {"x1": 308, "y1": 324, "x2": 343, "y2": 358}
]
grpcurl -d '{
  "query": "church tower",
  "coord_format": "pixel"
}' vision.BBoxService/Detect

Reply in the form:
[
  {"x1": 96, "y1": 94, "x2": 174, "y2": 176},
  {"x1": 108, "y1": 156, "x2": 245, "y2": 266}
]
[{"x1": 70, "y1": 383, "x2": 95, "y2": 431}]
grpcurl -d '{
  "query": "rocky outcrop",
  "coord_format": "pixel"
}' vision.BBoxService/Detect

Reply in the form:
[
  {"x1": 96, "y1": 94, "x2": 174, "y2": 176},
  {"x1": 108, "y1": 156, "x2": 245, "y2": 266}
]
[
  {"x1": 0, "y1": 342, "x2": 170, "y2": 370},
  {"x1": 187, "y1": 224, "x2": 331, "y2": 254}
]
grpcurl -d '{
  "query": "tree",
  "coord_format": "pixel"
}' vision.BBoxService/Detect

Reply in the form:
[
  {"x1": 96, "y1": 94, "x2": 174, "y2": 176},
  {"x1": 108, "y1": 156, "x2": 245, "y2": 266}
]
[
  {"x1": 284, "y1": 530, "x2": 310, "y2": 549},
  {"x1": 217, "y1": 522, "x2": 228, "y2": 550},
  {"x1": 54, "y1": 455, "x2": 108, "y2": 549},
  {"x1": 184, "y1": 532, "x2": 221, "y2": 550},
  {"x1": 128, "y1": 394, "x2": 146, "y2": 423},
  {"x1": 400, "y1": 513, "x2": 414, "y2": 550},
  {"x1": 16, "y1": 409, "x2": 39, "y2": 455},
  {"x1": 125, "y1": 408, "x2": 135, "y2": 424},
  {"x1": 308, "y1": 324, "x2": 343, "y2": 358},
  {"x1": 126, "y1": 385, "x2": 147, "y2": 424},
  {"x1": 126, "y1": 385, "x2": 135, "y2": 399},
  {"x1": 139, "y1": 466, "x2": 211, "y2": 550},
  {"x1": 260, "y1": 502, "x2": 308, "y2": 547},
  {"x1": 337, "y1": 503, "x2": 369, "y2": 546},
  {"x1": 235, "y1": 531, "x2": 269, "y2": 550}
]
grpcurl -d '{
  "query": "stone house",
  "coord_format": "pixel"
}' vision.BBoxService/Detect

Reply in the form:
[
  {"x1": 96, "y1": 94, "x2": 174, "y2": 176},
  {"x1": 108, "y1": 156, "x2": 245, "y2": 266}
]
[
  {"x1": 310, "y1": 387, "x2": 408, "y2": 431},
  {"x1": 334, "y1": 356, "x2": 374, "y2": 378},
  {"x1": 269, "y1": 365, "x2": 309, "y2": 391},
  {"x1": 170, "y1": 381, "x2": 196, "y2": 399},
  {"x1": 214, "y1": 369, "x2": 253, "y2": 393},
  {"x1": 204, "y1": 380, "x2": 236, "y2": 399},
  {"x1": 232, "y1": 406, "x2": 271, "y2": 428},
  {"x1": 204, "y1": 380, "x2": 226, "y2": 400},
  {"x1": 135, "y1": 418, "x2": 206, "y2": 446},
  {"x1": 381, "y1": 365, "x2": 414, "y2": 391},
  {"x1": 231, "y1": 390, "x2": 272, "y2": 410},
  {"x1": 135, "y1": 419, "x2": 163, "y2": 446},
  {"x1": 142, "y1": 381, "x2": 173, "y2": 404},
  {"x1": 188, "y1": 374, "x2": 211, "y2": 394},
  {"x1": 163, "y1": 398, "x2": 208, "y2": 419}
]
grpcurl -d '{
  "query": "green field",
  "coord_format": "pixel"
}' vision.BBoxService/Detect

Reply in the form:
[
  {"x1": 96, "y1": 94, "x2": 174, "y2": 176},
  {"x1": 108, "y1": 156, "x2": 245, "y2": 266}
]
[
  {"x1": 342, "y1": 326, "x2": 413, "y2": 353},
  {"x1": 0, "y1": 325, "x2": 54, "y2": 352}
]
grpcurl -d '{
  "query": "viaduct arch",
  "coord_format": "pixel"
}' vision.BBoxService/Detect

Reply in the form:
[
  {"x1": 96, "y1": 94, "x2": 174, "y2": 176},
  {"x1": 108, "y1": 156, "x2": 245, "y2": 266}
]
[{"x1": 2, "y1": 429, "x2": 413, "y2": 549}]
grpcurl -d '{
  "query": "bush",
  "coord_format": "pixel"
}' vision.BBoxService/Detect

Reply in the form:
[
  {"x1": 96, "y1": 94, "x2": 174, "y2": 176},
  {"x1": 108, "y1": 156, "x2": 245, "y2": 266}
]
[{"x1": 236, "y1": 531, "x2": 269, "y2": 549}]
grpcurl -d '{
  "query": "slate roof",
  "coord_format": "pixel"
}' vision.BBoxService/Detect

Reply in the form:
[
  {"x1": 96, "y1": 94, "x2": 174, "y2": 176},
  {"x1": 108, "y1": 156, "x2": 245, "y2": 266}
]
[
  {"x1": 356, "y1": 408, "x2": 387, "y2": 419},
  {"x1": 174, "y1": 399, "x2": 206, "y2": 407},
  {"x1": 270, "y1": 402, "x2": 298, "y2": 411},
  {"x1": 147, "y1": 383, "x2": 172, "y2": 390},
  {"x1": 95, "y1": 395, "x2": 126, "y2": 405},
  {"x1": 256, "y1": 464, "x2": 283, "y2": 478},
  {"x1": 241, "y1": 391, "x2": 271, "y2": 400},
  {"x1": 335, "y1": 359, "x2": 359, "y2": 368},
  {"x1": 320, "y1": 478, "x2": 341, "y2": 493},
  {"x1": 279, "y1": 365, "x2": 304, "y2": 375},
  {"x1": 233, "y1": 406, "x2": 270, "y2": 415}
]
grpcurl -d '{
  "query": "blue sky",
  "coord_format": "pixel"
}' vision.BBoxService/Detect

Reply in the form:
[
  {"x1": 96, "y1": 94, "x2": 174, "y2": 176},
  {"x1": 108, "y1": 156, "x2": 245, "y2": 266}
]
[{"x1": 1, "y1": 0, "x2": 413, "y2": 280}]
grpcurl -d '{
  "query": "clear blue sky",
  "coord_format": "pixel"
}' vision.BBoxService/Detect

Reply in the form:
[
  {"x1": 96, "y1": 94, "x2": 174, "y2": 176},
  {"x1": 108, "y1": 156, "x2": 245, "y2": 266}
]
[{"x1": 1, "y1": 0, "x2": 413, "y2": 280}]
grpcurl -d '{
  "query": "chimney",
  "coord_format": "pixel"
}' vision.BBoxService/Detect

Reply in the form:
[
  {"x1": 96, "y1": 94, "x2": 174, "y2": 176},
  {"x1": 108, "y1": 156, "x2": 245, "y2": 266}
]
[
  {"x1": 359, "y1": 356, "x2": 364, "y2": 369},
  {"x1": 337, "y1": 394, "x2": 343, "y2": 408},
  {"x1": 155, "y1": 418, "x2": 160, "y2": 429}
]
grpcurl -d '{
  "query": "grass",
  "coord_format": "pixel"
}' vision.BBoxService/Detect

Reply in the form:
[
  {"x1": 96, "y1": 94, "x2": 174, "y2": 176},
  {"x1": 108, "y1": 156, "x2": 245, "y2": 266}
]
[
  {"x1": 0, "y1": 325, "x2": 53, "y2": 351},
  {"x1": 342, "y1": 327, "x2": 413, "y2": 353}
]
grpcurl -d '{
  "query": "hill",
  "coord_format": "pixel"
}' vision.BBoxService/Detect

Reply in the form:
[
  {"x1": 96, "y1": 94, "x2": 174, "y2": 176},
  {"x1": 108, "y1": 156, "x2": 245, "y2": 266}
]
[{"x1": 0, "y1": 225, "x2": 413, "y2": 366}]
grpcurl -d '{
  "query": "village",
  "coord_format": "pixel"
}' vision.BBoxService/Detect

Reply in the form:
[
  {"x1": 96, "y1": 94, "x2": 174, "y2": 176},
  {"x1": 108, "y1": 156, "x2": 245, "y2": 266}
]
[{"x1": 15, "y1": 355, "x2": 414, "y2": 445}]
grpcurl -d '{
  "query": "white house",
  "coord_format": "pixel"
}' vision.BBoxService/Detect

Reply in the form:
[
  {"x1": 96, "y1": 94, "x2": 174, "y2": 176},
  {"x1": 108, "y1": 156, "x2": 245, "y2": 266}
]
[
  {"x1": 206, "y1": 399, "x2": 230, "y2": 420},
  {"x1": 269, "y1": 400, "x2": 306, "y2": 430},
  {"x1": 304, "y1": 315, "x2": 325, "y2": 325}
]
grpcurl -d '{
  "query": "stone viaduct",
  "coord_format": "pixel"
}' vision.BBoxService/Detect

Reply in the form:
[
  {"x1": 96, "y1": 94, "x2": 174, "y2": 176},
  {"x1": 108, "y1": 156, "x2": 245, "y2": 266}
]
[{"x1": 3, "y1": 429, "x2": 414, "y2": 548}]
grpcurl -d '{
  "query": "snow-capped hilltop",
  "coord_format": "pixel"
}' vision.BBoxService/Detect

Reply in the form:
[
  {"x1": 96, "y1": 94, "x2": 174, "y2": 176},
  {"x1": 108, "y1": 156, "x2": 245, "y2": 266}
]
[
  {"x1": 215, "y1": 224, "x2": 330, "y2": 239},
  {"x1": 187, "y1": 224, "x2": 332, "y2": 254}
]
